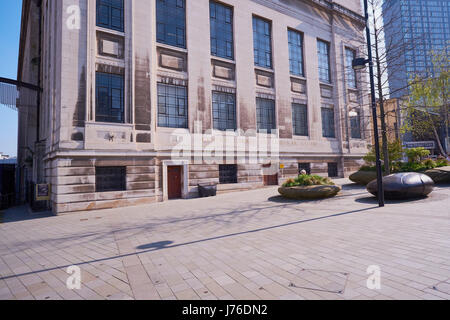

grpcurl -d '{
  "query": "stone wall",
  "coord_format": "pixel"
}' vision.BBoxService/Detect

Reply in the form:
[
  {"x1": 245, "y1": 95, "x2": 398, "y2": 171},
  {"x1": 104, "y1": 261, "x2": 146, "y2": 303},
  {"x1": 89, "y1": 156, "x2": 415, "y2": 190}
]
[{"x1": 48, "y1": 157, "x2": 159, "y2": 214}]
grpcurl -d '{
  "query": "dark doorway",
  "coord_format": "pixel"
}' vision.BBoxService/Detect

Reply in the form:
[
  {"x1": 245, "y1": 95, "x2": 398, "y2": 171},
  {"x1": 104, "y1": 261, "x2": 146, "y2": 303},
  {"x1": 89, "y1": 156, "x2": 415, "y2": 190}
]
[
  {"x1": 298, "y1": 163, "x2": 311, "y2": 175},
  {"x1": 328, "y1": 163, "x2": 339, "y2": 178},
  {"x1": 168, "y1": 166, "x2": 182, "y2": 199},
  {"x1": 264, "y1": 174, "x2": 279, "y2": 186}
]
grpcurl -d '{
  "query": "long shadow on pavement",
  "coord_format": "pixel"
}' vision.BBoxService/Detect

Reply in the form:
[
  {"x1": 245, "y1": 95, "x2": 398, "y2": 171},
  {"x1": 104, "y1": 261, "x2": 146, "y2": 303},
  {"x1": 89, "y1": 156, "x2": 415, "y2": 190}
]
[{"x1": 0, "y1": 205, "x2": 378, "y2": 281}]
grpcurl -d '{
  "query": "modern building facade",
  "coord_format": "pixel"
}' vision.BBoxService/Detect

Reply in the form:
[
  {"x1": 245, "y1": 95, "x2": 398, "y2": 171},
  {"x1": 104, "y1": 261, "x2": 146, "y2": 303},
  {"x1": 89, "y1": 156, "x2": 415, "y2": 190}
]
[
  {"x1": 383, "y1": 0, "x2": 450, "y2": 98},
  {"x1": 18, "y1": 0, "x2": 371, "y2": 214}
]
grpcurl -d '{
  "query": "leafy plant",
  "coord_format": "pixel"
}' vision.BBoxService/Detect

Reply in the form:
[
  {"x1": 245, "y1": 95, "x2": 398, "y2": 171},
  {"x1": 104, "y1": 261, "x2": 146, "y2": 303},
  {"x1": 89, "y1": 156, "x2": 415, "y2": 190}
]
[
  {"x1": 363, "y1": 140, "x2": 404, "y2": 173},
  {"x1": 422, "y1": 159, "x2": 437, "y2": 170},
  {"x1": 283, "y1": 175, "x2": 335, "y2": 187},
  {"x1": 436, "y1": 157, "x2": 449, "y2": 167},
  {"x1": 405, "y1": 147, "x2": 430, "y2": 163}
]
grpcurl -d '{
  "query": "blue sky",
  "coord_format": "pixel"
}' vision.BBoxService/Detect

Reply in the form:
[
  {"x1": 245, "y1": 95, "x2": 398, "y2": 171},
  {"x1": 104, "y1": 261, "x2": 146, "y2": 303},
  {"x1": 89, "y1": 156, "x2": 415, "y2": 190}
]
[{"x1": 0, "y1": 0, "x2": 22, "y2": 157}]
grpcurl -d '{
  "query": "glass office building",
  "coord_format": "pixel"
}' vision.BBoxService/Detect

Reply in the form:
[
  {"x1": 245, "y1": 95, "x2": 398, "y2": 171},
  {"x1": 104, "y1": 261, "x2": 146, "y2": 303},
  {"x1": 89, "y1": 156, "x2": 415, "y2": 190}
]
[{"x1": 383, "y1": 0, "x2": 449, "y2": 98}]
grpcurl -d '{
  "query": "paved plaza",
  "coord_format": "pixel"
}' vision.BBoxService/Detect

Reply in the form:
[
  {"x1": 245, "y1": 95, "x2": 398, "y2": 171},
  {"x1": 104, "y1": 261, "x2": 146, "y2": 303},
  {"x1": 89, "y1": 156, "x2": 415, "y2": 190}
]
[{"x1": 0, "y1": 180, "x2": 449, "y2": 300}]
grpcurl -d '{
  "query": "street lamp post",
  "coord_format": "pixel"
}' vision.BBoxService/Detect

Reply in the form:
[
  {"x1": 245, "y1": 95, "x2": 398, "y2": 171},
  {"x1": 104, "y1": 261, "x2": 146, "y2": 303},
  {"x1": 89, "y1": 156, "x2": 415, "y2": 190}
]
[{"x1": 353, "y1": 0, "x2": 385, "y2": 207}]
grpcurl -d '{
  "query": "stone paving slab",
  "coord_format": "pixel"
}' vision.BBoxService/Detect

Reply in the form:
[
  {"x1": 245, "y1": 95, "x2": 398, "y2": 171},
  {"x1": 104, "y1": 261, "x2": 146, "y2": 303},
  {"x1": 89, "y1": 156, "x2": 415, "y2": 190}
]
[{"x1": 0, "y1": 180, "x2": 449, "y2": 300}]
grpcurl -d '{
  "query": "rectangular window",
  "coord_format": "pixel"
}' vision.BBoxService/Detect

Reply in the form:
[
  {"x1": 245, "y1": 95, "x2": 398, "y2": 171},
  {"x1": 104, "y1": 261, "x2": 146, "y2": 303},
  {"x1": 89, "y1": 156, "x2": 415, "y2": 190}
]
[
  {"x1": 157, "y1": 83, "x2": 188, "y2": 128},
  {"x1": 96, "y1": 167, "x2": 126, "y2": 192},
  {"x1": 292, "y1": 103, "x2": 308, "y2": 136},
  {"x1": 219, "y1": 165, "x2": 238, "y2": 184},
  {"x1": 210, "y1": 1, "x2": 234, "y2": 60},
  {"x1": 345, "y1": 48, "x2": 357, "y2": 88},
  {"x1": 96, "y1": 0, "x2": 124, "y2": 32},
  {"x1": 256, "y1": 98, "x2": 276, "y2": 132},
  {"x1": 350, "y1": 110, "x2": 362, "y2": 139},
  {"x1": 317, "y1": 40, "x2": 331, "y2": 83},
  {"x1": 253, "y1": 16, "x2": 272, "y2": 69},
  {"x1": 298, "y1": 163, "x2": 311, "y2": 175},
  {"x1": 321, "y1": 106, "x2": 335, "y2": 138},
  {"x1": 212, "y1": 91, "x2": 236, "y2": 131},
  {"x1": 96, "y1": 72, "x2": 124, "y2": 123},
  {"x1": 156, "y1": 0, "x2": 186, "y2": 48},
  {"x1": 288, "y1": 29, "x2": 304, "y2": 76}
]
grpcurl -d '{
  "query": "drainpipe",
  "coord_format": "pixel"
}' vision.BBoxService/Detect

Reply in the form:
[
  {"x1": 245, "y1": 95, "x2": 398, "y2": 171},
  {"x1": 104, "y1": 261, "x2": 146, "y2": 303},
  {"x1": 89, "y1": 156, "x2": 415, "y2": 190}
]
[{"x1": 36, "y1": 0, "x2": 42, "y2": 144}]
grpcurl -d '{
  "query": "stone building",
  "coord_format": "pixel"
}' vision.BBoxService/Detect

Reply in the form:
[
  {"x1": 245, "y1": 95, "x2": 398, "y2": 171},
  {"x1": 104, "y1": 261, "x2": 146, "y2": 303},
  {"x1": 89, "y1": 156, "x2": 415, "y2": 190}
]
[{"x1": 18, "y1": 0, "x2": 371, "y2": 214}]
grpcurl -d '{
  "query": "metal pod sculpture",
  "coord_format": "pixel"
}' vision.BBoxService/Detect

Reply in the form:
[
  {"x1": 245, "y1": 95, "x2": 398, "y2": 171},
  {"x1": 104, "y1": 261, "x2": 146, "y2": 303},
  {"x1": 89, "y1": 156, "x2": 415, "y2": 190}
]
[{"x1": 367, "y1": 172, "x2": 434, "y2": 200}]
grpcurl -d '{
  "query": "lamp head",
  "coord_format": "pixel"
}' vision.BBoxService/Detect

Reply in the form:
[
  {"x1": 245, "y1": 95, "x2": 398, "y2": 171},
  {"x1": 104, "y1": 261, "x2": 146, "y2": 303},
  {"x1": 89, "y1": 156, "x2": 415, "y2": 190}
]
[{"x1": 352, "y1": 57, "x2": 368, "y2": 70}]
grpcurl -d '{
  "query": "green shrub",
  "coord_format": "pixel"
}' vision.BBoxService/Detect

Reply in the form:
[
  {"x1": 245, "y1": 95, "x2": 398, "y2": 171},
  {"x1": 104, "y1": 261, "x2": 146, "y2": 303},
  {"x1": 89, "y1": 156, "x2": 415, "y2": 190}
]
[
  {"x1": 405, "y1": 147, "x2": 430, "y2": 163},
  {"x1": 282, "y1": 175, "x2": 335, "y2": 187},
  {"x1": 363, "y1": 140, "x2": 404, "y2": 171},
  {"x1": 436, "y1": 157, "x2": 449, "y2": 167},
  {"x1": 422, "y1": 159, "x2": 437, "y2": 170}
]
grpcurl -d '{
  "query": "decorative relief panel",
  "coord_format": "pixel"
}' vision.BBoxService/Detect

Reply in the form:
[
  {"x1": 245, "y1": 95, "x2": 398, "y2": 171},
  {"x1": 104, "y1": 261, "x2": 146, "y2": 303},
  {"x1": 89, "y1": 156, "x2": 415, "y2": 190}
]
[
  {"x1": 291, "y1": 78, "x2": 306, "y2": 94},
  {"x1": 211, "y1": 59, "x2": 235, "y2": 80},
  {"x1": 320, "y1": 85, "x2": 333, "y2": 98},
  {"x1": 97, "y1": 31, "x2": 124, "y2": 59},
  {"x1": 157, "y1": 47, "x2": 187, "y2": 72},
  {"x1": 348, "y1": 89, "x2": 359, "y2": 103},
  {"x1": 255, "y1": 69, "x2": 274, "y2": 88}
]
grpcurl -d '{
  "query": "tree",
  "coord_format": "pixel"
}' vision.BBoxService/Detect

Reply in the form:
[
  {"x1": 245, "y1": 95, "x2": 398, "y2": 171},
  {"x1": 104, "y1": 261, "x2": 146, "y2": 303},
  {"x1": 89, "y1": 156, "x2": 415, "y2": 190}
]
[
  {"x1": 353, "y1": 0, "x2": 423, "y2": 174},
  {"x1": 404, "y1": 51, "x2": 449, "y2": 157},
  {"x1": 363, "y1": 140, "x2": 404, "y2": 169}
]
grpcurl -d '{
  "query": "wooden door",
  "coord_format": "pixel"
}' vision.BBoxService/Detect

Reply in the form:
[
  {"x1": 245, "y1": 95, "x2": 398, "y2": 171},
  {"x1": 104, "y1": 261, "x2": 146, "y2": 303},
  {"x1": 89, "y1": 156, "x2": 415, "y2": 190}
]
[
  {"x1": 168, "y1": 166, "x2": 182, "y2": 199},
  {"x1": 264, "y1": 174, "x2": 279, "y2": 186}
]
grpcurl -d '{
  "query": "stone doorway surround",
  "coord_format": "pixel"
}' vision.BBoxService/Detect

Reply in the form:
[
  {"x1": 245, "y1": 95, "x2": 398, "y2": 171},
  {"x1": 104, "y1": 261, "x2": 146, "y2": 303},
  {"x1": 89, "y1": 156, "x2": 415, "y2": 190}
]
[{"x1": 162, "y1": 160, "x2": 189, "y2": 201}]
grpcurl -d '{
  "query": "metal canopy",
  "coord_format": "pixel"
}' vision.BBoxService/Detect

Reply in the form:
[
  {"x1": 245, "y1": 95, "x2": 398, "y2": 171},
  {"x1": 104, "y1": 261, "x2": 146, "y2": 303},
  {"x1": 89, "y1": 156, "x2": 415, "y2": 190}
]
[{"x1": 0, "y1": 77, "x2": 40, "y2": 111}]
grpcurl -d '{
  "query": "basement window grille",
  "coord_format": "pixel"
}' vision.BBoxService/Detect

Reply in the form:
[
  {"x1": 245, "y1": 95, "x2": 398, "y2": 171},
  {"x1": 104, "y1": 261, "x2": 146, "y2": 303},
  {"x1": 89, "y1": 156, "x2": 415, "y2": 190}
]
[
  {"x1": 219, "y1": 165, "x2": 238, "y2": 184},
  {"x1": 96, "y1": 167, "x2": 126, "y2": 192}
]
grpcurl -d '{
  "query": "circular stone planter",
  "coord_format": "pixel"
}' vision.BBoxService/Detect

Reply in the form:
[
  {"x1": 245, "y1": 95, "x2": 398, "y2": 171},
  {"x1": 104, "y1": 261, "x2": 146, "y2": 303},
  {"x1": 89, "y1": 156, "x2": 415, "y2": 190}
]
[
  {"x1": 424, "y1": 166, "x2": 450, "y2": 184},
  {"x1": 349, "y1": 170, "x2": 378, "y2": 185},
  {"x1": 367, "y1": 172, "x2": 434, "y2": 200},
  {"x1": 278, "y1": 185, "x2": 342, "y2": 200}
]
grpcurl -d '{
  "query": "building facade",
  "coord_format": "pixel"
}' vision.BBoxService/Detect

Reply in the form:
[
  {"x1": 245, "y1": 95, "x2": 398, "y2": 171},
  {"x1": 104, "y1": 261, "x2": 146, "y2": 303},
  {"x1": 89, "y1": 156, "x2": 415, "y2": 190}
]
[
  {"x1": 383, "y1": 0, "x2": 450, "y2": 98},
  {"x1": 18, "y1": 0, "x2": 371, "y2": 214}
]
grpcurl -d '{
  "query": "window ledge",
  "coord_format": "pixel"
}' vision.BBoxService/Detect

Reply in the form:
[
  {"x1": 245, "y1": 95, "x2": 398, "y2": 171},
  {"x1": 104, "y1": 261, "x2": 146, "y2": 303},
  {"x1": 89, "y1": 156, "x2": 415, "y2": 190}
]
[
  {"x1": 156, "y1": 42, "x2": 188, "y2": 53},
  {"x1": 293, "y1": 135, "x2": 310, "y2": 140},
  {"x1": 95, "y1": 26, "x2": 125, "y2": 37},
  {"x1": 290, "y1": 74, "x2": 307, "y2": 81},
  {"x1": 86, "y1": 121, "x2": 133, "y2": 129},
  {"x1": 254, "y1": 66, "x2": 274, "y2": 74},
  {"x1": 211, "y1": 56, "x2": 236, "y2": 65}
]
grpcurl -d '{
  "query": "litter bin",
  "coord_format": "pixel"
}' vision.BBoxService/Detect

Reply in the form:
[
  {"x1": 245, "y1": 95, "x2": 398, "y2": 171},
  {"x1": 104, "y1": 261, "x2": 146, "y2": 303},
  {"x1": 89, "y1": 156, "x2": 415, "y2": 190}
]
[{"x1": 198, "y1": 183, "x2": 217, "y2": 198}]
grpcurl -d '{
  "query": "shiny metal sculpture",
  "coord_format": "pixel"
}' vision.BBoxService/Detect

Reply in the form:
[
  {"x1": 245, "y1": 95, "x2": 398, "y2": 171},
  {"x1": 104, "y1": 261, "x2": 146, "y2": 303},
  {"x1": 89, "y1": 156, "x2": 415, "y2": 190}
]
[{"x1": 367, "y1": 173, "x2": 434, "y2": 200}]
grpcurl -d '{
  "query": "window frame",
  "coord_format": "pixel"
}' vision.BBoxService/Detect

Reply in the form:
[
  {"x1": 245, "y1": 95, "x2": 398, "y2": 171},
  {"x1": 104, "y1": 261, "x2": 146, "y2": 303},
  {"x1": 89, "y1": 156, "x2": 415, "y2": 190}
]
[
  {"x1": 321, "y1": 106, "x2": 336, "y2": 138},
  {"x1": 350, "y1": 109, "x2": 362, "y2": 139},
  {"x1": 292, "y1": 103, "x2": 309, "y2": 137},
  {"x1": 96, "y1": 0, "x2": 125, "y2": 32},
  {"x1": 210, "y1": 1, "x2": 235, "y2": 60},
  {"x1": 156, "y1": 0, "x2": 187, "y2": 49},
  {"x1": 252, "y1": 16, "x2": 273, "y2": 69},
  {"x1": 288, "y1": 28, "x2": 305, "y2": 77},
  {"x1": 345, "y1": 47, "x2": 358, "y2": 89},
  {"x1": 157, "y1": 83, "x2": 189, "y2": 129},
  {"x1": 317, "y1": 39, "x2": 331, "y2": 83},
  {"x1": 256, "y1": 97, "x2": 277, "y2": 133},
  {"x1": 212, "y1": 91, "x2": 237, "y2": 131},
  {"x1": 95, "y1": 71, "x2": 125, "y2": 124}
]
